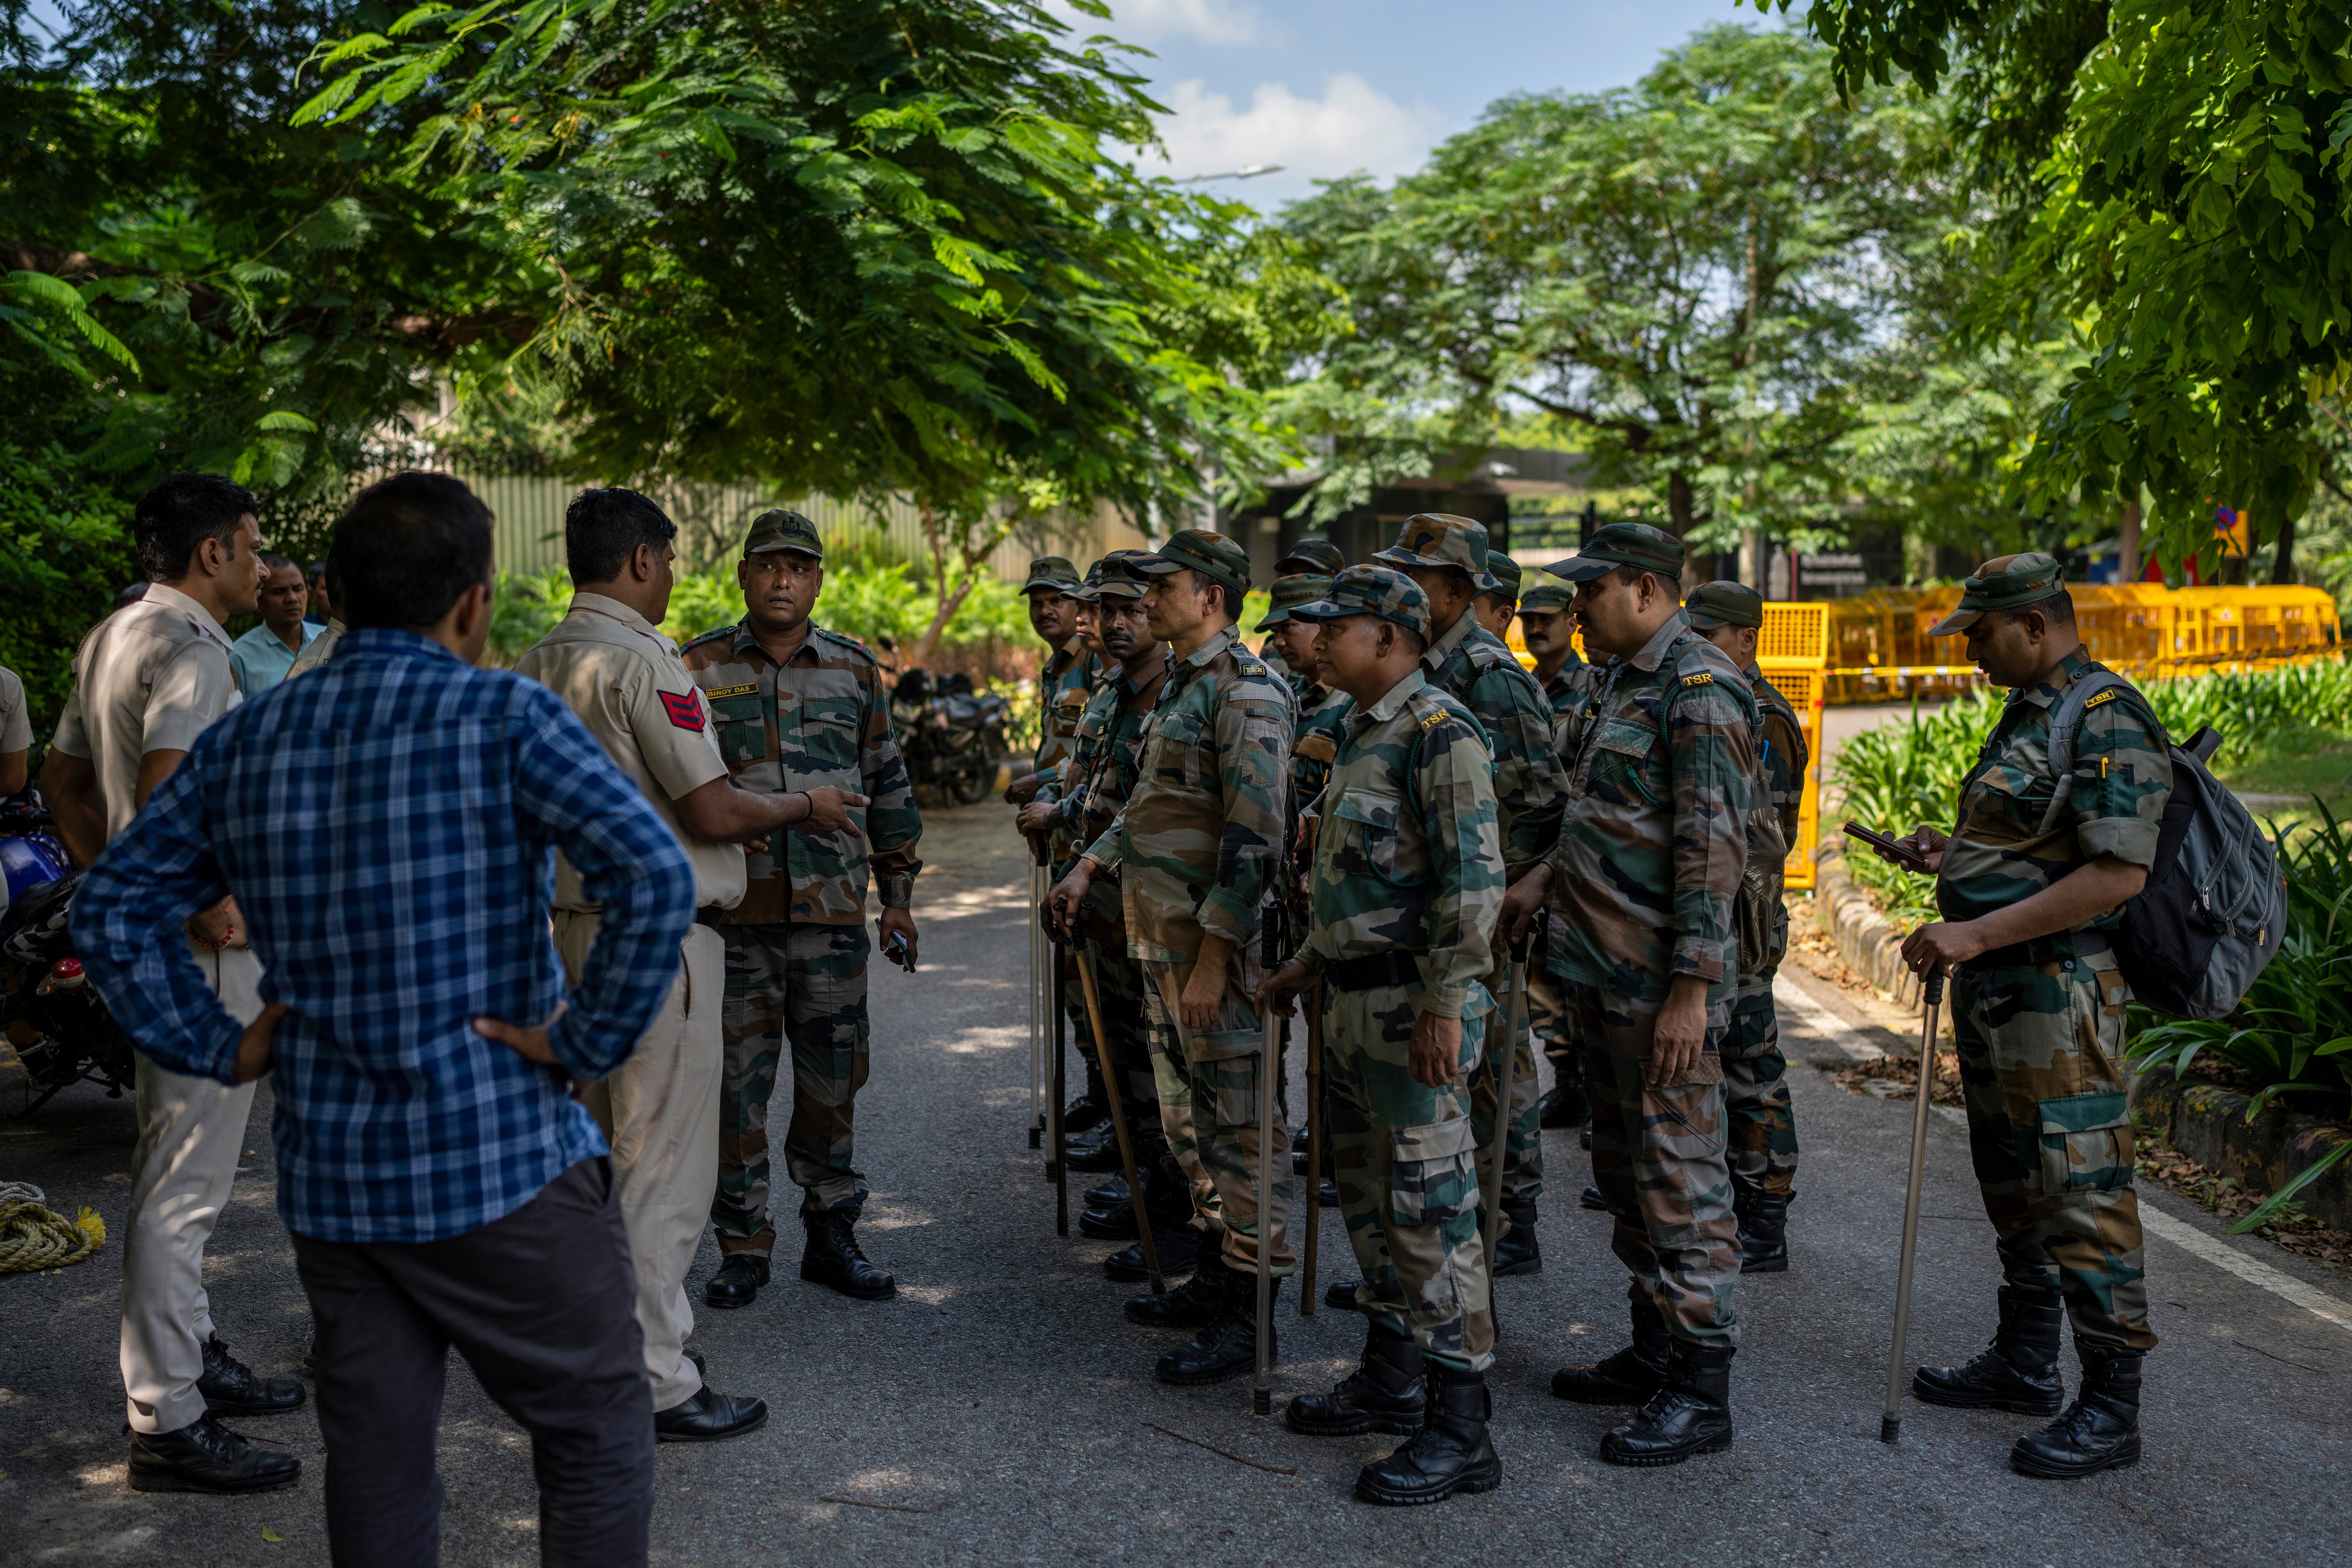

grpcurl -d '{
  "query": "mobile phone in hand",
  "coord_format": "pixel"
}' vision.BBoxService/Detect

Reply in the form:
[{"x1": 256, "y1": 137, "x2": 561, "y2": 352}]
[
  {"x1": 881, "y1": 931, "x2": 915, "y2": 973},
  {"x1": 1843, "y1": 821, "x2": 1933, "y2": 875}
]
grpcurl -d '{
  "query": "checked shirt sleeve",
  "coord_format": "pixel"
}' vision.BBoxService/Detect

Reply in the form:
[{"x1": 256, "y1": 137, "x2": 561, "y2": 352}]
[
  {"x1": 512, "y1": 692, "x2": 698, "y2": 1078},
  {"x1": 73, "y1": 745, "x2": 244, "y2": 1085}
]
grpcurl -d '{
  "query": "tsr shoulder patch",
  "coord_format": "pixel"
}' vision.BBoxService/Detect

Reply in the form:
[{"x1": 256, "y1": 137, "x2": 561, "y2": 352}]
[
  {"x1": 1680, "y1": 672, "x2": 1714, "y2": 688},
  {"x1": 1418, "y1": 710, "x2": 1449, "y2": 731}
]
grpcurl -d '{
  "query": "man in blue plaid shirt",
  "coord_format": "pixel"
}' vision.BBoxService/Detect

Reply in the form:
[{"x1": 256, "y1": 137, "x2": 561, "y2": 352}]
[{"x1": 77, "y1": 473, "x2": 694, "y2": 1566}]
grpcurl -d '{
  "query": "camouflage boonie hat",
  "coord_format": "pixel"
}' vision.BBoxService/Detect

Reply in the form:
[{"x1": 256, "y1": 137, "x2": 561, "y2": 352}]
[
  {"x1": 1289, "y1": 564, "x2": 1432, "y2": 639},
  {"x1": 1685, "y1": 579, "x2": 1765, "y2": 631},
  {"x1": 1089, "y1": 548, "x2": 1154, "y2": 601},
  {"x1": 1022, "y1": 555, "x2": 1083, "y2": 595},
  {"x1": 744, "y1": 508, "x2": 822, "y2": 560},
  {"x1": 1545, "y1": 521, "x2": 1684, "y2": 583},
  {"x1": 1485, "y1": 551, "x2": 1524, "y2": 601},
  {"x1": 1257, "y1": 572, "x2": 1334, "y2": 627},
  {"x1": 1518, "y1": 584, "x2": 1574, "y2": 615},
  {"x1": 1373, "y1": 513, "x2": 1501, "y2": 592},
  {"x1": 1133, "y1": 528, "x2": 1252, "y2": 602},
  {"x1": 1929, "y1": 551, "x2": 2067, "y2": 636},
  {"x1": 1276, "y1": 537, "x2": 1346, "y2": 576}
]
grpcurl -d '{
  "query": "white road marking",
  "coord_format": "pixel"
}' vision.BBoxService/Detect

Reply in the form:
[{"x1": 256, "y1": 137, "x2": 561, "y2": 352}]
[{"x1": 1783, "y1": 975, "x2": 2352, "y2": 1338}]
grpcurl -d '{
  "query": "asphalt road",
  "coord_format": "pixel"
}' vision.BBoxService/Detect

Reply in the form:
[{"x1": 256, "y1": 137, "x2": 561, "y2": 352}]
[{"x1": 4, "y1": 798, "x2": 2350, "y2": 1566}]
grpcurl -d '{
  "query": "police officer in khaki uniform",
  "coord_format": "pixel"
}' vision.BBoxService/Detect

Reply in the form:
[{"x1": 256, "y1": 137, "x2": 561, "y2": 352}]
[
  {"x1": 41, "y1": 473, "x2": 305, "y2": 1494},
  {"x1": 516, "y1": 490, "x2": 865, "y2": 1440}
]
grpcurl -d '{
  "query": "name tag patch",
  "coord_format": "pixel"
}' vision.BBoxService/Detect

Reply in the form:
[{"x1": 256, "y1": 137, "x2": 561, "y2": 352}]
[
  {"x1": 703, "y1": 682, "x2": 759, "y2": 701},
  {"x1": 661, "y1": 689, "x2": 709, "y2": 731},
  {"x1": 2083, "y1": 690, "x2": 2120, "y2": 709}
]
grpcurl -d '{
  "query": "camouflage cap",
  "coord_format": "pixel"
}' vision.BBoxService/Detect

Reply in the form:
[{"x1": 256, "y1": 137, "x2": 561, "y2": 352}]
[
  {"x1": 1090, "y1": 548, "x2": 1154, "y2": 601},
  {"x1": 1484, "y1": 551, "x2": 1524, "y2": 601},
  {"x1": 1289, "y1": 564, "x2": 1432, "y2": 639},
  {"x1": 1257, "y1": 571, "x2": 1334, "y2": 627},
  {"x1": 1372, "y1": 512, "x2": 1502, "y2": 592},
  {"x1": 1544, "y1": 521, "x2": 1684, "y2": 584},
  {"x1": 1022, "y1": 554, "x2": 1083, "y2": 595},
  {"x1": 1073, "y1": 557, "x2": 1107, "y2": 600},
  {"x1": 1131, "y1": 527, "x2": 1252, "y2": 602},
  {"x1": 743, "y1": 508, "x2": 823, "y2": 560},
  {"x1": 1276, "y1": 537, "x2": 1346, "y2": 576},
  {"x1": 1518, "y1": 583, "x2": 1574, "y2": 616},
  {"x1": 1929, "y1": 551, "x2": 2068, "y2": 636},
  {"x1": 1685, "y1": 579, "x2": 1765, "y2": 631}
]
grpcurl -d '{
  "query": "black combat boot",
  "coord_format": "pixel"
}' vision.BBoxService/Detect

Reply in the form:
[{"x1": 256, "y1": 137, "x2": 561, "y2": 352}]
[
  {"x1": 704, "y1": 1252, "x2": 769, "y2": 1309},
  {"x1": 1354, "y1": 1368, "x2": 1501, "y2": 1505},
  {"x1": 653, "y1": 1351, "x2": 770, "y2": 1444},
  {"x1": 800, "y1": 1210, "x2": 896, "y2": 1300},
  {"x1": 1599, "y1": 1340, "x2": 1734, "y2": 1466},
  {"x1": 1286, "y1": 1323, "x2": 1427, "y2": 1437},
  {"x1": 128, "y1": 1413, "x2": 302, "y2": 1494},
  {"x1": 1085, "y1": 1171, "x2": 1131, "y2": 1209},
  {"x1": 1078, "y1": 1196, "x2": 1142, "y2": 1241},
  {"x1": 198, "y1": 1335, "x2": 305, "y2": 1416},
  {"x1": 1579, "y1": 1124, "x2": 1594, "y2": 1152},
  {"x1": 1125, "y1": 1257, "x2": 1228, "y2": 1328},
  {"x1": 1325, "y1": 1278, "x2": 1367, "y2": 1313},
  {"x1": 1104, "y1": 1158, "x2": 1198, "y2": 1281},
  {"x1": 1734, "y1": 1185, "x2": 1793, "y2": 1275},
  {"x1": 1064, "y1": 1090, "x2": 1108, "y2": 1136},
  {"x1": 1551, "y1": 1299, "x2": 1670, "y2": 1404},
  {"x1": 1492, "y1": 1195, "x2": 1541, "y2": 1276},
  {"x1": 1580, "y1": 1183, "x2": 1609, "y2": 1212},
  {"x1": 1539, "y1": 1082, "x2": 1587, "y2": 1130},
  {"x1": 1155, "y1": 1269, "x2": 1276, "y2": 1386},
  {"x1": 1912, "y1": 1285, "x2": 2065, "y2": 1416},
  {"x1": 1064, "y1": 1120, "x2": 1123, "y2": 1174},
  {"x1": 2009, "y1": 1347, "x2": 2144, "y2": 1479},
  {"x1": 1103, "y1": 1223, "x2": 1198, "y2": 1282}
]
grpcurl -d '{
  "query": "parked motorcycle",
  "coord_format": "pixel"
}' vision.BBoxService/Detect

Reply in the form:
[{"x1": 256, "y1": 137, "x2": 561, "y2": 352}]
[
  {"x1": 1, "y1": 793, "x2": 136, "y2": 1108},
  {"x1": 888, "y1": 666, "x2": 1009, "y2": 807}
]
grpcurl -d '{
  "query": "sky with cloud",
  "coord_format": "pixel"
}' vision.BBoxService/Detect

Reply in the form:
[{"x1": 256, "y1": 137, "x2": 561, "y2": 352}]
[{"x1": 1060, "y1": 0, "x2": 1774, "y2": 211}]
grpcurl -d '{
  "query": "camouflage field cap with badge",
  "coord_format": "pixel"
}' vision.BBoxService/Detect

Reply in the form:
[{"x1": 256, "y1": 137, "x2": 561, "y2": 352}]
[
  {"x1": 1927, "y1": 551, "x2": 2067, "y2": 636},
  {"x1": 1258, "y1": 571, "x2": 1335, "y2": 627},
  {"x1": 1543, "y1": 521, "x2": 1685, "y2": 584},
  {"x1": 1372, "y1": 512, "x2": 1502, "y2": 592},
  {"x1": 1684, "y1": 580, "x2": 1765, "y2": 631},
  {"x1": 1287, "y1": 563, "x2": 1434, "y2": 641},
  {"x1": 1130, "y1": 527, "x2": 1253, "y2": 603},
  {"x1": 1091, "y1": 548, "x2": 1156, "y2": 600},
  {"x1": 1276, "y1": 537, "x2": 1346, "y2": 577},
  {"x1": 1518, "y1": 583, "x2": 1574, "y2": 615},
  {"x1": 1485, "y1": 551, "x2": 1524, "y2": 603},
  {"x1": 1022, "y1": 555, "x2": 1084, "y2": 595},
  {"x1": 743, "y1": 508, "x2": 824, "y2": 560}
]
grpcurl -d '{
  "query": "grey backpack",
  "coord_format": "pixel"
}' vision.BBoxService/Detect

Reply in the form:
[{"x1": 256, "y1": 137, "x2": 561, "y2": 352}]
[{"x1": 2042, "y1": 671, "x2": 2286, "y2": 1020}]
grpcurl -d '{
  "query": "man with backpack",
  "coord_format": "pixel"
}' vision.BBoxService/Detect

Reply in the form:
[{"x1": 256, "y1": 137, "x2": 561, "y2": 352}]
[{"x1": 1878, "y1": 552, "x2": 2169, "y2": 1481}]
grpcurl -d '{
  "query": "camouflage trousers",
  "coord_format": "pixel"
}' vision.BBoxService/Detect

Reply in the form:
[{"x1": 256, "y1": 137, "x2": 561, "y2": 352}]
[
  {"x1": 1321, "y1": 980, "x2": 1496, "y2": 1373},
  {"x1": 1569, "y1": 983, "x2": 1741, "y2": 1349},
  {"x1": 1530, "y1": 913, "x2": 1584, "y2": 1100},
  {"x1": 711, "y1": 922, "x2": 871, "y2": 1255},
  {"x1": 1723, "y1": 973, "x2": 1798, "y2": 1196},
  {"x1": 1952, "y1": 951, "x2": 2155, "y2": 1354},
  {"x1": 1140, "y1": 954, "x2": 1293, "y2": 1275},
  {"x1": 1468, "y1": 952, "x2": 1543, "y2": 1205},
  {"x1": 1074, "y1": 939, "x2": 1167, "y2": 1162}
]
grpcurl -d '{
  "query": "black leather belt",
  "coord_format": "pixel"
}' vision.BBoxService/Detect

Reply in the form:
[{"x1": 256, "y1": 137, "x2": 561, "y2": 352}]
[
  {"x1": 1321, "y1": 951, "x2": 1426, "y2": 991},
  {"x1": 1964, "y1": 930, "x2": 2109, "y2": 972}
]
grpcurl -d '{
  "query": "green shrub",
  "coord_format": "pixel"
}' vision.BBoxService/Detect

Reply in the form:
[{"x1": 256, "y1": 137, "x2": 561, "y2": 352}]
[{"x1": 0, "y1": 442, "x2": 138, "y2": 731}]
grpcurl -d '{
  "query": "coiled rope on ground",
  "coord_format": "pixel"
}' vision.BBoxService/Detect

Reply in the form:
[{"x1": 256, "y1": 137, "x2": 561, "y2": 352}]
[{"x1": 0, "y1": 1182, "x2": 106, "y2": 1273}]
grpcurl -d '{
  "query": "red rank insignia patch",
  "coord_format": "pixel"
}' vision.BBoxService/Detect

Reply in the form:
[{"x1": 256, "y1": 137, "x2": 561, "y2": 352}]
[{"x1": 661, "y1": 688, "x2": 707, "y2": 731}]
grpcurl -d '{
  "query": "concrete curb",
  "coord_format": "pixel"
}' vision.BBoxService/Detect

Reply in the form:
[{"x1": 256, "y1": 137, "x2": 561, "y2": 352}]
[{"x1": 1811, "y1": 838, "x2": 1928, "y2": 1010}]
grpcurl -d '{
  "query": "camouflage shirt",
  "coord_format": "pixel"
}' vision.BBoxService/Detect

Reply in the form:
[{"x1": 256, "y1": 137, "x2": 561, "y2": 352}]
[
  {"x1": 1547, "y1": 610, "x2": 1758, "y2": 1006},
  {"x1": 1421, "y1": 610, "x2": 1566, "y2": 883},
  {"x1": 681, "y1": 620, "x2": 924, "y2": 925},
  {"x1": 1033, "y1": 640, "x2": 1099, "y2": 785},
  {"x1": 1744, "y1": 662, "x2": 1808, "y2": 847},
  {"x1": 1083, "y1": 624, "x2": 1295, "y2": 964},
  {"x1": 1049, "y1": 649, "x2": 1173, "y2": 934},
  {"x1": 1936, "y1": 648, "x2": 2171, "y2": 930},
  {"x1": 1289, "y1": 679, "x2": 1355, "y2": 812},
  {"x1": 1300, "y1": 671, "x2": 1503, "y2": 1020},
  {"x1": 1536, "y1": 659, "x2": 1585, "y2": 719}
]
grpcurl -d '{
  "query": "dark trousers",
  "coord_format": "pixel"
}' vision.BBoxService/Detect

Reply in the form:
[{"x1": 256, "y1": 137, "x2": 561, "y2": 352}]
[{"x1": 291, "y1": 1158, "x2": 654, "y2": 1568}]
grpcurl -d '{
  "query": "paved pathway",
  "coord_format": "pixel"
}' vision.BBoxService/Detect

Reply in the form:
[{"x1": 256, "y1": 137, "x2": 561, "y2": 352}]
[{"x1": 3, "y1": 800, "x2": 2348, "y2": 1565}]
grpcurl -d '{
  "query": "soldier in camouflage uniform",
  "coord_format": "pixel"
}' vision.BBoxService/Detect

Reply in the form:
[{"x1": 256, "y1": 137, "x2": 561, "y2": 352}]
[
  {"x1": 1472, "y1": 550, "x2": 1522, "y2": 640},
  {"x1": 1260, "y1": 538, "x2": 1348, "y2": 686},
  {"x1": 1018, "y1": 553, "x2": 1188, "y2": 1272},
  {"x1": 1518, "y1": 582, "x2": 1592, "y2": 1135},
  {"x1": 1685, "y1": 582, "x2": 1809, "y2": 1273},
  {"x1": 1045, "y1": 529, "x2": 1296, "y2": 1386},
  {"x1": 683, "y1": 511, "x2": 925, "y2": 1308},
  {"x1": 1524, "y1": 523, "x2": 1756, "y2": 1467},
  {"x1": 1259, "y1": 566, "x2": 1505, "y2": 1508},
  {"x1": 1878, "y1": 554, "x2": 2166, "y2": 1481},
  {"x1": 1374, "y1": 516, "x2": 1565, "y2": 1279}
]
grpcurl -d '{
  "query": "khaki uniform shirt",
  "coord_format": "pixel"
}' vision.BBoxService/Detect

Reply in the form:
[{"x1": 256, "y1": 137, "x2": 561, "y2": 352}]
[
  {"x1": 0, "y1": 666, "x2": 30, "y2": 755},
  {"x1": 681, "y1": 620, "x2": 924, "y2": 925},
  {"x1": 50, "y1": 582, "x2": 241, "y2": 842},
  {"x1": 287, "y1": 618, "x2": 344, "y2": 679},
  {"x1": 513, "y1": 593, "x2": 745, "y2": 913}
]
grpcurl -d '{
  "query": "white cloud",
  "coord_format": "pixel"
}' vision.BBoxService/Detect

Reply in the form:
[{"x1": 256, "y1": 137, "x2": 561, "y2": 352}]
[
  {"x1": 1048, "y1": 0, "x2": 1269, "y2": 47},
  {"x1": 1149, "y1": 74, "x2": 1442, "y2": 189}
]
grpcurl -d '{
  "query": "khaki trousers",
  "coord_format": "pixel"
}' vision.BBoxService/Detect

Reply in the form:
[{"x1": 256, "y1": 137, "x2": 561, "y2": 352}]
[
  {"x1": 121, "y1": 941, "x2": 263, "y2": 1433},
  {"x1": 555, "y1": 913, "x2": 723, "y2": 1413}
]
